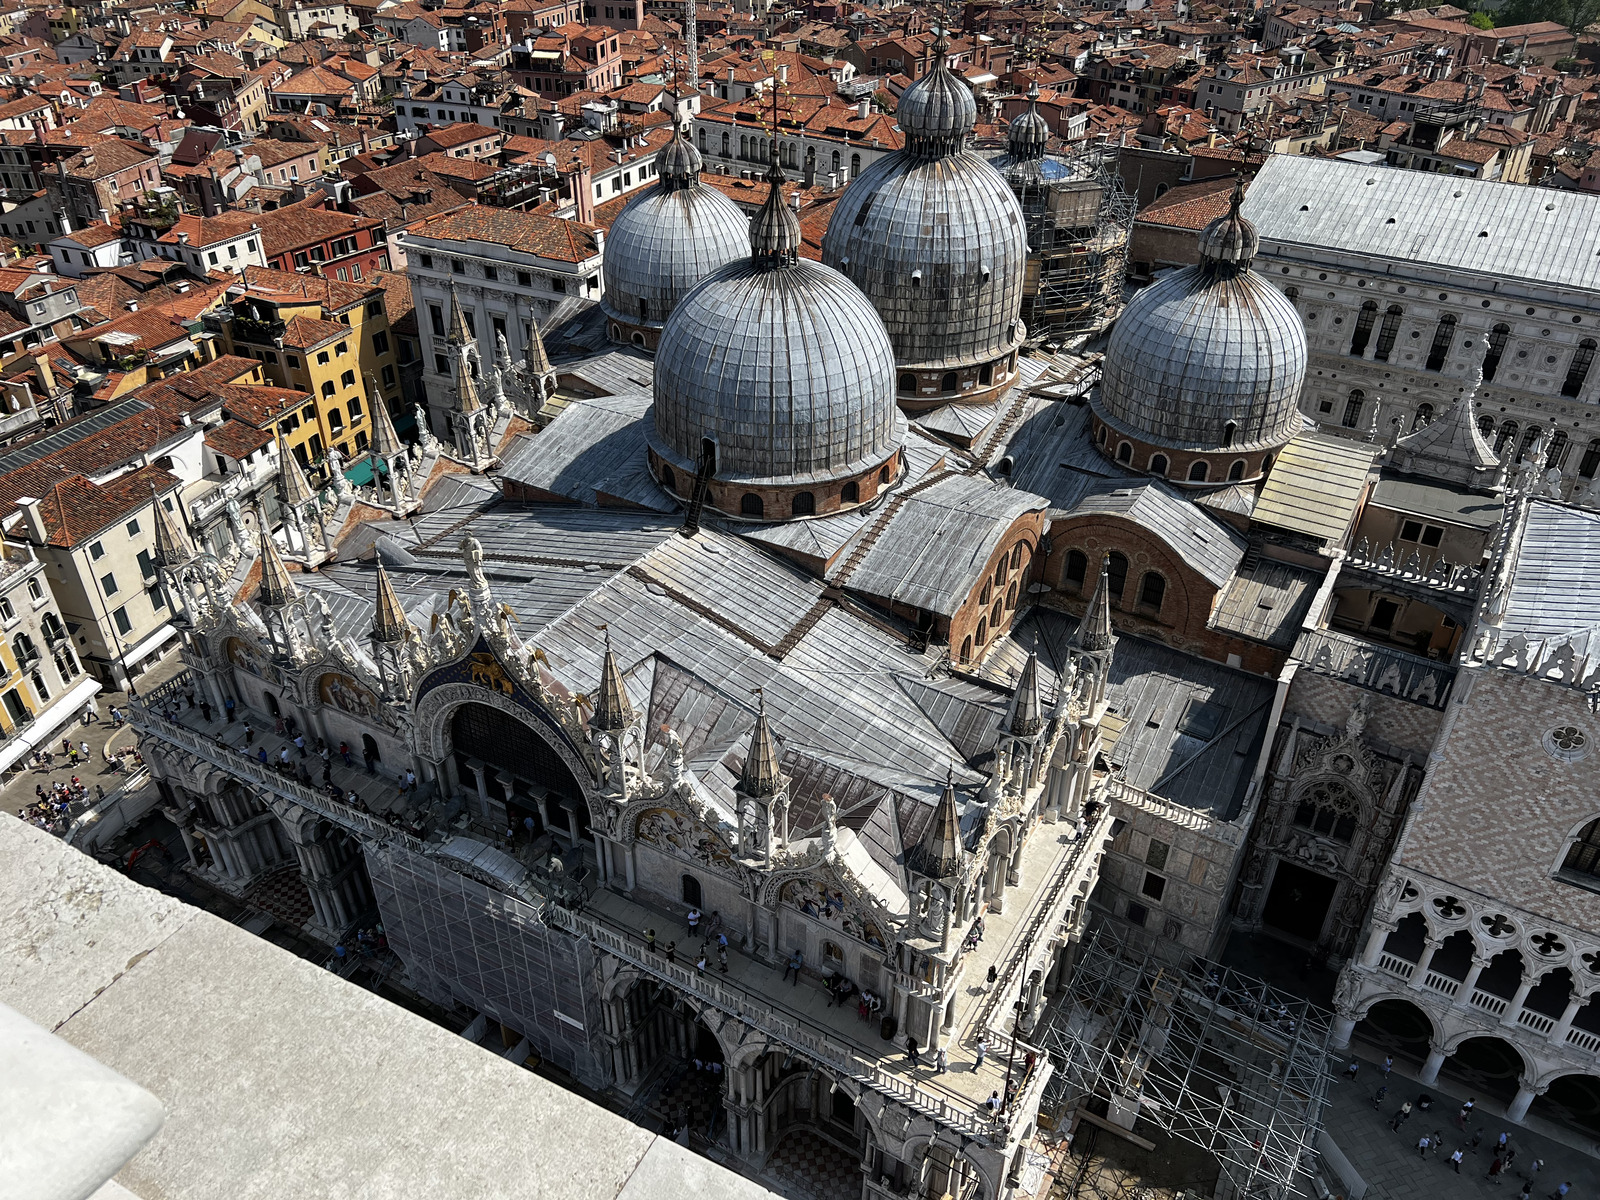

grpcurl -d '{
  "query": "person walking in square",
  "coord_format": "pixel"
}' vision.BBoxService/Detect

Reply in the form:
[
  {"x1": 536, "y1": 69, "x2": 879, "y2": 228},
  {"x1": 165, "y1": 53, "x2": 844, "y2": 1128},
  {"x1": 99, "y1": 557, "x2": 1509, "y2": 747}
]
[
  {"x1": 1382, "y1": 1054, "x2": 1393, "y2": 1078},
  {"x1": 935, "y1": 1047, "x2": 947, "y2": 1075},
  {"x1": 782, "y1": 949, "x2": 802, "y2": 984},
  {"x1": 1549, "y1": 1183, "x2": 1570, "y2": 1199},
  {"x1": 975, "y1": 1038, "x2": 990, "y2": 1069},
  {"x1": 905, "y1": 1036, "x2": 920, "y2": 1068},
  {"x1": 1344, "y1": 1058, "x2": 1360, "y2": 1082},
  {"x1": 1459, "y1": 1098, "x2": 1476, "y2": 1129},
  {"x1": 1391, "y1": 1100, "x2": 1412, "y2": 1131},
  {"x1": 1488, "y1": 1156, "x2": 1505, "y2": 1185},
  {"x1": 1418, "y1": 1135, "x2": 1431, "y2": 1158},
  {"x1": 1449, "y1": 1148, "x2": 1464, "y2": 1173}
]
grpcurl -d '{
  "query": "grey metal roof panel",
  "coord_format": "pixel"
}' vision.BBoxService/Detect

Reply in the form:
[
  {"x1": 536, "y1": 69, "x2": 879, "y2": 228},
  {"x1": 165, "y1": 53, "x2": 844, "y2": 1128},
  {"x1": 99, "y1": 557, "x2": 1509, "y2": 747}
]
[
  {"x1": 1067, "y1": 480, "x2": 1247, "y2": 588},
  {"x1": 1251, "y1": 430, "x2": 1378, "y2": 544},
  {"x1": 420, "y1": 472, "x2": 501, "y2": 514},
  {"x1": 1196, "y1": 482, "x2": 1257, "y2": 518},
  {"x1": 1500, "y1": 499, "x2": 1600, "y2": 640},
  {"x1": 838, "y1": 473, "x2": 1050, "y2": 616},
  {"x1": 915, "y1": 397, "x2": 1006, "y2": 442},
  {"x1": 1369, "y1": 472, "x2": 1503, "y2": 531},
  {"x1": 499, "y1": 393, "x2": 673, "y2": 511},
  {"x1": 1244, "y1": 155, "x2": 1600, "y2": 292},
  {"x1": 991, "y1": 609, "x2": 1273, "y2": 819},
  {"x1": 559, "y1": 348, "x2": 657, "y2": 397},
  {"x1": 1209, "y1": 558, "x2": 1322, "y2": 649},
  {"x1": 995, "y1": 398, "x2": 1125, "y2": 505},
  {"x1": 412, "y1": 505, "x2": 680, "y2": 568},
  {"x1": 633, "y1": 528, "x2": 827, "y2": 652}
]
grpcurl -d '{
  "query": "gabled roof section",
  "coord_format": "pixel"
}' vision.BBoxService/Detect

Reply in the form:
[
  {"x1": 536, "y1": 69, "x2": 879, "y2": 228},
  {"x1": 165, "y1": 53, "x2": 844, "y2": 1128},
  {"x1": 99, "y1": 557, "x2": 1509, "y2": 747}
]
[{"x1": 1067, "y1": 479, "x2": 1248, "y2": 588}]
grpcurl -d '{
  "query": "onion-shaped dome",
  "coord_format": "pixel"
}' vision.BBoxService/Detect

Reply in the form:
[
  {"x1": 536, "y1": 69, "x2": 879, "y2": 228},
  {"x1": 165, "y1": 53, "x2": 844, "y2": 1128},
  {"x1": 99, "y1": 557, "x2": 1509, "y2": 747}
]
[
  {"x1": 897, "y1": 34, "x2": 977, "y2": 156},
  {"x1": 821, "y1": 35, "x2": 1026, "y2": 380},
  {"x1": 600, "y1": 128, "x2": 750, "y2": 333},
  {"x1": 1094, "y1": 182, "x2": 1307, "y2": 452},
  {"x1": 1006, "y1": 82, "x2": 1050, "y2": 161},
  {"x1": 651, "y1": 163, "x2": 905, "y2": 491}
]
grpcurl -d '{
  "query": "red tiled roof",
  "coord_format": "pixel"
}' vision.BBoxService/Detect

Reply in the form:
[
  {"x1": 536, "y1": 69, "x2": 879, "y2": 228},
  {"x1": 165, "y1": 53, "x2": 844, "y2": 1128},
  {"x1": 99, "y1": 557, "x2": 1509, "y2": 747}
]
[
  {"x1": 407, "y1": 205, "x2": 600, "y2": 261},
  {"x1": 27, "y1": 464, "x2": 179, "y2": 548}
]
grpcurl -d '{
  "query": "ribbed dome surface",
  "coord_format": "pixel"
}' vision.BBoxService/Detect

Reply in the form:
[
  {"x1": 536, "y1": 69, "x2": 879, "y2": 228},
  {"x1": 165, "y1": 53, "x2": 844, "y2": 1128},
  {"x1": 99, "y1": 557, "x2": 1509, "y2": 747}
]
[
  {"x1": 601, "y1": 183, "x2": 750, "y2": 330},
  {"x1": 651, "y1": 259, "x2": 905, "y2": 485},
  {"x1": 1096, "y1": 265, "x2": 1308, "y2": 451},
  {"x1": 821, "y1": 153, "x2": 1027, "y2": 371},
  {"x1": 1008, "y1": 107, "x2": 1050, "y2": 159},
  {"x1": 898, "y1": 62, "x2": 976, "y2": 155}
]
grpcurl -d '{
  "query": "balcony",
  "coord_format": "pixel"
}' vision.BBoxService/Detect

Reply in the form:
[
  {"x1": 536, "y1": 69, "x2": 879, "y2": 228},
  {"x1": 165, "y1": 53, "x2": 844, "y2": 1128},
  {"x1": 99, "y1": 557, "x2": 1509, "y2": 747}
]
[{"x1": 231, "y1": 316, "x2": 286, "y2": 347}]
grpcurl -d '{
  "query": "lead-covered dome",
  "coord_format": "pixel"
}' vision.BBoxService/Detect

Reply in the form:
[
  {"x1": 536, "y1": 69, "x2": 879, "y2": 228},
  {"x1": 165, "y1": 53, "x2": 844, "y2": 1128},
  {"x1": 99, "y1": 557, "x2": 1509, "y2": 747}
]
[
  {"x1": 601, "y1": 128, "x2": 749, "y2": 344},
  {"x1": 821, "y1": 36, "x2": 1027, "y2": 407},
  {"x1": 650, "y1": 164, "x2": 905, "y2": 510},
  {"x1": 1094, "y1": 183, "x2": 1306, "y2": 455}
]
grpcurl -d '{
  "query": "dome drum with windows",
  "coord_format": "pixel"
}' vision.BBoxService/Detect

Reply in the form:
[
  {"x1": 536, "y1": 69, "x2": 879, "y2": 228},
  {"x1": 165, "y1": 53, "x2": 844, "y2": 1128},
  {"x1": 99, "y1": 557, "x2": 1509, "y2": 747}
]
[{"x1": 1090, "y1": 181, "x2": 1308, "y2": 487}]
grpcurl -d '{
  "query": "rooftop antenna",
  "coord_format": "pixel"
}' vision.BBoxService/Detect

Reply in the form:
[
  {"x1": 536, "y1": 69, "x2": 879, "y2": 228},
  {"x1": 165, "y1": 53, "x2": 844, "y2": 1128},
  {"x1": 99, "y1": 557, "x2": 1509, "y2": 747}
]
[{"x1": 684, "y1": 0, "x2": 698, "y2": 104}]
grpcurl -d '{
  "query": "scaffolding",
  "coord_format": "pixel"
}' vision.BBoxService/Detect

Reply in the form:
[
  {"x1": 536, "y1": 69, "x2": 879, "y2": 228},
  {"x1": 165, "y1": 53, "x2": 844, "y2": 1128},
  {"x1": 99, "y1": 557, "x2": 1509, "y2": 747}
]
[
  {"x1": 1037, "y1": 926, "x2": 1333, "y2": 1200},
  {"x1": 993, "y1": 141, "x2": 1136, "y2": 348}
]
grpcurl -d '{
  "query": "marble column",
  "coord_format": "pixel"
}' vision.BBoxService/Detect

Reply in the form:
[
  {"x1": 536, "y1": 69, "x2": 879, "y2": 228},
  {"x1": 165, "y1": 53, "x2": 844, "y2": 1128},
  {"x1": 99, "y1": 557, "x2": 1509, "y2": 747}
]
[
  {"x1": 1500, "y1": 974, "x2": 1538, "y2": 1028},
  {"x1": 1506, "y1": 1078, "x2": 1545, "y2": 1123},
  {"x1": 1451, "y1": 956, "x2": 1489, "y2": 1008},
  {"x1": 463, "y1": 761, "x2": 488, "y2": 817},
  {"x1": 1407, "y1": 938, "x2": 1443, "y2": 991},
  {"x1": 1331, "y1": 1012, "x2": 1357, "y2": 1049},
  {"x1": 1419, "y1": 1041, "x2": 1448, "y2": 1085},
  {"x1": 1550, "y1": 994, "x2": 1585, "y2": 1044},
  {"x1": 1360, "y1": 921, "x2": 1395, "y2": 968}
]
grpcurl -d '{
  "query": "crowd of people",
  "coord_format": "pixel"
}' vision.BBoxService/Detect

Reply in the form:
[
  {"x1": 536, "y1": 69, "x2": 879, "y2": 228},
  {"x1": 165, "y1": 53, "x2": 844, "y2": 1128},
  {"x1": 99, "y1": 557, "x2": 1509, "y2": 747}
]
[{"x1": 15, "y1": 775, "x2": 105, "y2": 836}]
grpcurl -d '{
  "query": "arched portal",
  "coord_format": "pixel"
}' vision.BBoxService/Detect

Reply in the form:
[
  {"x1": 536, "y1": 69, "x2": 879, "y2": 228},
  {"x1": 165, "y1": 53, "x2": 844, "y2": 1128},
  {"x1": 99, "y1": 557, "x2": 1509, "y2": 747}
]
[
  {"x1": 1531, "y1": 1073, "x2": 1600, "y2": 1138},
  {"x1": 1441, "y1": 1036, "x2": 1525, "y2": 1102},
  {"x1": 1353, "y1": 997, "x2": 1434, "y2": 1064}
]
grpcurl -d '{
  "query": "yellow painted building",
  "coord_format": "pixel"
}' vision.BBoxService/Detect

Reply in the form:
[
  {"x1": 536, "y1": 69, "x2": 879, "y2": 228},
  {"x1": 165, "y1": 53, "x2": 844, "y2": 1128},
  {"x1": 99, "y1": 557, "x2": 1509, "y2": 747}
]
[{"x1": 221, "y1": 267, "x2": 404, "y2": 476}]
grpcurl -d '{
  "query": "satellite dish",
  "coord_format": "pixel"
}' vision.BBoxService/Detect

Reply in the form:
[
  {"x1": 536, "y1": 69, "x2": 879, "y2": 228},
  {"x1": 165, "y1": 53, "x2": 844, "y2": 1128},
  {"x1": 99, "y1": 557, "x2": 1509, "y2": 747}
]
[{"x1": 542, "y1": 152, "x2": 556, "y2": 169}]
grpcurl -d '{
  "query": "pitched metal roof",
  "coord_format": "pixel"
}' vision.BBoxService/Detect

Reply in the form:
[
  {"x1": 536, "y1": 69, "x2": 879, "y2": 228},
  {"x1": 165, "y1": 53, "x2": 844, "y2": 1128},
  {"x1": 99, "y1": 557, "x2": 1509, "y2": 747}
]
[
  {"x1": 1500, "y1": 499, "x2": 1600, "y2": 641},
  {"x1": 1244, "y1": 155, "x2": 1600, "y2": 292},
  {"x1": 988, "y1": 609, "x2": 1273, "y2": 819},
  {"x1": 1209, "y1": 558, "x2": 1323, "y2": 649},
  {"x1": 1251, "y1": 430, "x2": 1378, "y2": 544},
  {"x1": 1067, "y1": 479, "x2": 1247, "y2": 589},
  {"x1": 838, "y1": 473, "x2": 1049, "y2": 616}
]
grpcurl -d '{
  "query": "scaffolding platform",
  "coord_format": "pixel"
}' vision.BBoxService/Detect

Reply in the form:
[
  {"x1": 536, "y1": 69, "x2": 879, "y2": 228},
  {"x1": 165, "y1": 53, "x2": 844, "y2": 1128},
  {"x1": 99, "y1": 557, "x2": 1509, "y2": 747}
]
[{"x1": 1037, "y1": 926, "x2": 1333, "y2": 1200}]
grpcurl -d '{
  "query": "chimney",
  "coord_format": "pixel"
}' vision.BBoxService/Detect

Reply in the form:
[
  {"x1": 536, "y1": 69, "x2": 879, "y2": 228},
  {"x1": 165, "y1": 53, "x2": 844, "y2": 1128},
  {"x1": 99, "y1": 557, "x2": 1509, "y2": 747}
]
[
  {"x1": 31, "y1": 352, "x2": 54, "y2": 395},
  {"x1": 99, "y1": 207, "x2": 110, "y2": 226},
  {"x1": 779, "y1": 63, "x2": 788, "y2": 83},
  {"x1": 179, "y1": 410, "x2": 192, "y2": 425},
  {"x1": 57, "y1": 207, "x2": 71, "y2": 234},
  {"x1": 567, "y1": 160, "x2": 594, "y2": 223},
  {"x1": 15, "y1": 496, "x2": 46, "y2": 543},
  {"x1": 125, "y1": 300, "x2": 138, "y2": 311},
  {"x1": 858, "y1": 96, "x2": 870, "y2": 119}
]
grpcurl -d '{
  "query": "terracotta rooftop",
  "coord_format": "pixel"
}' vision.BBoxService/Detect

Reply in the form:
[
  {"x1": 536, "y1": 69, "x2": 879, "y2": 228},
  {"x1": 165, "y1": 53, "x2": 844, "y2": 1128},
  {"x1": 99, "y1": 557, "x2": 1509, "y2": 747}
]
[{"x1": 25, "y1": 463, "x2": 179, "y2": 548}]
